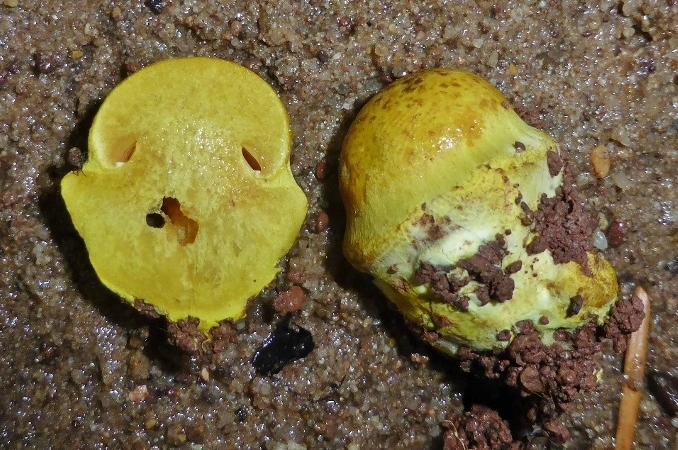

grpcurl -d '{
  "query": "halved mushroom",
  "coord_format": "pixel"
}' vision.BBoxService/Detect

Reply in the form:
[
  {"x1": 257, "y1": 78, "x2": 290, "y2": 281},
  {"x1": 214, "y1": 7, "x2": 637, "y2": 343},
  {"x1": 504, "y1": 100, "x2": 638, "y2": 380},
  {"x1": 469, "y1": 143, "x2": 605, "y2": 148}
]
[{"x1": 61, "y1": 58, "x2": 308, "y2": 329}]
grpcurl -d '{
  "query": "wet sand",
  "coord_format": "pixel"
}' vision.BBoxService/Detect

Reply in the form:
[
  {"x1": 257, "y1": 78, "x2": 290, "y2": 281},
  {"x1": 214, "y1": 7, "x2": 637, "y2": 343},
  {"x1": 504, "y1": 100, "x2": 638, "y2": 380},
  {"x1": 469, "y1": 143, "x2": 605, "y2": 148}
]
[{"x1": 1, "y1": 1, "x2": 677, "y2": 448}]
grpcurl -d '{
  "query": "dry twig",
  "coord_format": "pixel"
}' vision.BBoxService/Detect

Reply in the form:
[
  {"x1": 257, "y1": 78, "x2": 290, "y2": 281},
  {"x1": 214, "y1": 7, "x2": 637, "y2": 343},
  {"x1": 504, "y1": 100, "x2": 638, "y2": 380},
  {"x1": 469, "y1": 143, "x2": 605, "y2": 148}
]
[{"x1": 615, "y1": 286, "x2": 650, "y2": 450}]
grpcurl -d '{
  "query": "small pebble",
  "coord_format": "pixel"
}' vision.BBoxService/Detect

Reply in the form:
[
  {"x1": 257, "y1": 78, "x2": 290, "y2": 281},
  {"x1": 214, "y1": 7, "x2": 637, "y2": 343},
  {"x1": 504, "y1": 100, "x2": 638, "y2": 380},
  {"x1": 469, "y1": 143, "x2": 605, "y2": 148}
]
[
  {"x1": 525, "y1": 436, "x2": 550, "y2": 449},
  {"x1": 317, "y1": 49, "x2": 331, "y2": 63},
  {"x1": 410, "y1": 353, "x2": 430, "y2": 364},
  {"x1": 666, "y1": 256, "x2": 678, "y2": 275},
  {"x1": 34, "y1": 52, "x2": 63, "y2": 74},
  {"x1": 185, "y1": 422, "x2": 206, "y2": 443},
  {"x1": 606, "y1": 221, "x2": 626, "y2": 248},
  {"x1": 520, "y1": 366, "x2": 544, "y2": 393},
  {"x1": 7, "y1": 60, "x2": 19, "y2": 74},
  {"x1": 125, "y1": 62, "x2": 141, "y2": 75},
  {"x1": 315, "y1": 160, "x2": 327, "y2": 179},
  {"x1": 611, "y1": 171, "x2": 632, "y2": 190},
  {"x1": 496, "y1": 330, "x2": 511, "y2": 341},
  {"x1": 39, "y1": 340, "x2": 60, "y2": 363},
  {"x1": 590, "y1": 145, "x2": 610, "y2": 178},
  {"x1": 70, "y1": 369, "x2": 87, "y2": 385},
  {"x1": 286, "y1": 269, "x2": 306, "y2": 285},
  {"x1": 592, "y1": 229, "x2": 608, "y2": 250},
  {"x1": 128, "y1": 351, "x2": 151, "y2": 381},
  {"x1": 252, "y1": 317, "x2": 314, "y2": 376},
  {"x1": 612, "y1": 127, "x2": 633, "y2": 146},
  {"x1": 147, "y1": 0, "x2": 163, "y2": 14},
  {"x1": 229, "y1": 20, "x2": 242, "y2": 37},
  {"x1": 127, "y1": 384, "x2": 149, "y2": 402},
  {"x1": 200, "y1": 367, "x2": 210, "y2": 382},
  {"x1": 235, "y1": 406, "x2": 248, "y2": 422},
  {"x1": 315, "y1": 211, "x2": 329, "y2": 233},
  {"x1": 166, "y1": 423, "x2": 186, "y2": 446},
  {"x1": 273, "y1": 285, "x2": 304, "y2": 315}
]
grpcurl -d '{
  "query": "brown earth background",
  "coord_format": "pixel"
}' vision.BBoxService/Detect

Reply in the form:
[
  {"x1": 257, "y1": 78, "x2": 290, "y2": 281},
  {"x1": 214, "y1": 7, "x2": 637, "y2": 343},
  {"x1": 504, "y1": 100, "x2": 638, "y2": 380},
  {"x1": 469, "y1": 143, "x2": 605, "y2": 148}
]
[{"x1": 1, "y1": 1, "x2": 677, "y2": 448}]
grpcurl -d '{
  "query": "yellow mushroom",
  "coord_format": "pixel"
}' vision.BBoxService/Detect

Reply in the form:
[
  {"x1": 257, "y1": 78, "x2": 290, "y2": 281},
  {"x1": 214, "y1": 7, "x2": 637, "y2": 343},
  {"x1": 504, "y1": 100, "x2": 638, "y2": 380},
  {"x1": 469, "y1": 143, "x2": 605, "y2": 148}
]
[
  {"x1": 339, "y1": 69, "x2": 618, "y2": 353},
  {"x1": 61, "y1": 57, "x2": 308, "y2": 330}
]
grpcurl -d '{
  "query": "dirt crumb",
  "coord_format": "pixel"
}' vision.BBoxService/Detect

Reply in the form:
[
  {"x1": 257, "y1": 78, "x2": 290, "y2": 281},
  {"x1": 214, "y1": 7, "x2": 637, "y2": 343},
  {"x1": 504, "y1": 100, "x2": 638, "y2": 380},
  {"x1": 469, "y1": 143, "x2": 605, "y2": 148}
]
[
  {"x1": 526, "y1": 171, "x2": 595, "y2": 269},
  {"x1": 443, "y1": 405, "x2": 519, "y2": 450},
  {"x1": 314, "y1": 211, "x2": 329, "y2": 233},
  {"x1": 134, "y1": 299, "x2": 161, "y2": 319},
  {"x1": 457, "y1": 237, "x2": 514, "y2": 303},
  {"x1": 128, "y1": 351, "x2": 151, "y2": 381},
  {"x1": 273, "y1": 285, "x2": 305, "y2": 315},
  {"x1": 605, "y1": 221, "x2": 627, "y2": 248},
  {"x1": 546, "y1": 151, "x2": 564, "y2": 177},
  {"x1": 167, "y1": 318, "x2": 204, "y2": 353},
  {"x1": 454, "y1": 304, "x2": 640, "y2": 441},
  {"x1": 603, "y1": 294, "x2": 646, "y2": 352},
  {"x1": 415, "y1": 236, "x2": 516, "y2": 310}
]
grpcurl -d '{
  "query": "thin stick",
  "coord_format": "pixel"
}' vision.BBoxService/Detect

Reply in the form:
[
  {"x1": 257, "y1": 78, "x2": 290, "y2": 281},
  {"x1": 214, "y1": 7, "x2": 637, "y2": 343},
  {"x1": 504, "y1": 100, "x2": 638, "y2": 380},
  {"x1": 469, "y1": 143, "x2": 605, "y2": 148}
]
[{"x1": 615, "y1": 286, "x2": 650, "y2": 450}]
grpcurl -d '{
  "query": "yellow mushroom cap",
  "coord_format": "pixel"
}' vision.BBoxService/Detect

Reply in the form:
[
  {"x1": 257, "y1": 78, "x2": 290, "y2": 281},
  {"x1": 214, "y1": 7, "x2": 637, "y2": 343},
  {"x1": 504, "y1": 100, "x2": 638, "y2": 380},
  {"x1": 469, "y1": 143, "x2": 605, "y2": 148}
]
[
  {"x1": 61, "y1": 57, "x2": 308, "y2": 330},
  {"x1": 342, "y1": 70, "x2": 556, "y2": 271},
  {"x1": 340, "y1": 69, "x2": 618, "y2": 353}
]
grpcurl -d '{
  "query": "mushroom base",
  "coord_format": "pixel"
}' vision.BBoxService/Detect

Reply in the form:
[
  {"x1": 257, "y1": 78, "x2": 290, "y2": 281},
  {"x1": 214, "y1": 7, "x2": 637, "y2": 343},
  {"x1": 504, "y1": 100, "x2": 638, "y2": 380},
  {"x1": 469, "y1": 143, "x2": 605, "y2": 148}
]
[{"x1": 434, "y1": 296, "x2": 646, "y2": 445}]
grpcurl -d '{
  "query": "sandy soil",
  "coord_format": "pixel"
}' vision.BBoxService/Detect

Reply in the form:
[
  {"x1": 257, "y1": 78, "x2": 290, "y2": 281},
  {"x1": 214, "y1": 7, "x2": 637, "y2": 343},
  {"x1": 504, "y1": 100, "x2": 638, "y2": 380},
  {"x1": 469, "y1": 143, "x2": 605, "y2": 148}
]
[{"x1": 1, "y1": 1, "x2": 677, "y2": 448}]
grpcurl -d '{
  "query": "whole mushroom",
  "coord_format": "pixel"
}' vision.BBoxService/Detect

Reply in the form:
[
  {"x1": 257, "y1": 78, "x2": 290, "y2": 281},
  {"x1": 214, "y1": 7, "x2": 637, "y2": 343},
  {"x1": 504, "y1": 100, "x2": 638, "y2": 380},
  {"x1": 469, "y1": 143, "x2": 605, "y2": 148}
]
[{"x1": 339, "y1": 69, "x2": 618, "y2": 354}]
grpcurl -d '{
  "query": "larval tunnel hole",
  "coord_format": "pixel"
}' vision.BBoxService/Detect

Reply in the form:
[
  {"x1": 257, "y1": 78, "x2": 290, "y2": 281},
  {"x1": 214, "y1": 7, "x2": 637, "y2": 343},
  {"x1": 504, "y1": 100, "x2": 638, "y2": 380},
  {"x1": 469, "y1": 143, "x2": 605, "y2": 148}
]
[
  {"x1": 109, "y1": 141, "x2": 137, "y2": 167},
  {"x1": 145, "y1": 213, "x2": 165, "y2": 228},
  {"x1": 160, "y1": 197, "x2": 199, "y2": 245},
  {"x1": 242, "y1": 147, "x2": 262, "y2": 172}
]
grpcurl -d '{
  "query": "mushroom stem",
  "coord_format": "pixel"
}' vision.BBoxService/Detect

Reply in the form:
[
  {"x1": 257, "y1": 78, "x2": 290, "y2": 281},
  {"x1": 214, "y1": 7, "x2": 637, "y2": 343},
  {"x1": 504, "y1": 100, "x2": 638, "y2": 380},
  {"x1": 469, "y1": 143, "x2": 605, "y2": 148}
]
[{"x1": 615, "y1": 286, "x2": 650, "y2": 450}]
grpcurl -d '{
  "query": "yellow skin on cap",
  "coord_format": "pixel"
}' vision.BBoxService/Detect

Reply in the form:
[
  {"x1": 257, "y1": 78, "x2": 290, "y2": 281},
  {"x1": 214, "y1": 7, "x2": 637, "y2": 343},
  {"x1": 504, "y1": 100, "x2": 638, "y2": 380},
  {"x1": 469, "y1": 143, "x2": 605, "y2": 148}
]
[
  {"x1": 340, "y1": 69, "x2": 618, "y2": 353},
  {"x1": 61, "y1": 58, "x2": 308, "y2": 330}
]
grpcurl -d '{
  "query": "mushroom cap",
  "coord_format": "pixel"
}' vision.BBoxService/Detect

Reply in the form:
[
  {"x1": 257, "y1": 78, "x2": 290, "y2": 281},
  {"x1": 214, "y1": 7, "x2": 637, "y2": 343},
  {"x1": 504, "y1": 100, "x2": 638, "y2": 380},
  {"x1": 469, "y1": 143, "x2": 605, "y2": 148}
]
[
  {"x1": 61, "y1": 57, "x2": 308, "y2": 329},
  {"x1": 340, "y1": 69, "x2": 557, "y2": 273}
]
